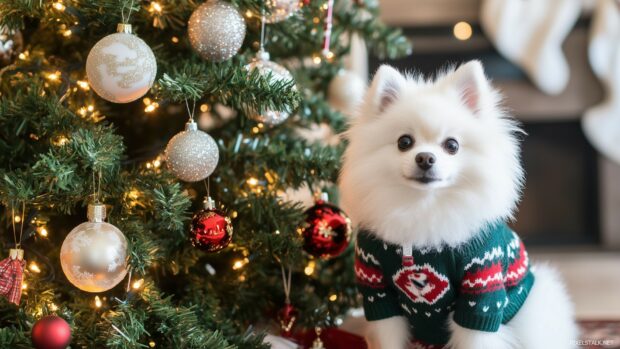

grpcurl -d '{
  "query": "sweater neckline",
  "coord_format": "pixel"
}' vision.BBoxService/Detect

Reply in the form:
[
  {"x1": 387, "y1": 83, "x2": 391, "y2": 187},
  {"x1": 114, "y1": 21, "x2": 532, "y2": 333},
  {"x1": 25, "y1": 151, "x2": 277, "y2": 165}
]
[{"x1": 360, "y1": 220, "x2": 504, "y2": 254}]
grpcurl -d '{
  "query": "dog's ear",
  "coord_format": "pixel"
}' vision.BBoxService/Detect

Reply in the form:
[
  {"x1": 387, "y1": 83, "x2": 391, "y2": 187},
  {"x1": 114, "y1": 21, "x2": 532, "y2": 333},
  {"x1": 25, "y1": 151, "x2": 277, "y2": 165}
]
[
  {"x1": 448, "y1": 60, "x2": 490, "y2": 115},
  {"x1": 368, "y1": 65, "x2": 406, "y2": 114}
]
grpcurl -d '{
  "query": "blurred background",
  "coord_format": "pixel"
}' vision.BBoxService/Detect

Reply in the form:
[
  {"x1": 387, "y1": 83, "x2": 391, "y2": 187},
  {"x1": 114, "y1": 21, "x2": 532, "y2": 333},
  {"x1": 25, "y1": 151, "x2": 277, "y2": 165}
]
[{"x1": 341, "y1": 0, "x2": 620, "y2": 321}]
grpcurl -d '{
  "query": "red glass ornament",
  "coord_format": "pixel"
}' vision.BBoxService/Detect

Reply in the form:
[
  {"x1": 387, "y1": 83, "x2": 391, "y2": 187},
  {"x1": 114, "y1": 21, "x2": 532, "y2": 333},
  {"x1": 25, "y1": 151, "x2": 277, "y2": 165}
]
[
  {"x1": 278, "y1": 303, "x2": 298, "y2": 337},
  {"x1": 189, "y1": 197, "x2": 233, "y2": 252},
  {"x1": 31, "y1": 316, "x2": 71, "y2": 349},
  {"x1": 301, "y1": 199, "x2": 352, "y2": 258}
]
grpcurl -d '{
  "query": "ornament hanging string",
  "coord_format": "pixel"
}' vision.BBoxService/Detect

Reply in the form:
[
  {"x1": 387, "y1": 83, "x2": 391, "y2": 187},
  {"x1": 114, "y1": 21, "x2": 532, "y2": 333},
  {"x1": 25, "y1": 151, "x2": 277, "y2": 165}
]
[
  {"x1": 120, "y1": 0, "x2": 136, "y2": 24},
  {"x1": 125, "y1": 268, "x2": 133, "y2": 293},
  {"x1": 10, "y1": 201, "x2": 25, "y2": 249},
  {"x1": 203, "y1": 177, "x2": 211, "y2": 198},
  {"x1": 322, "y1": 0, "x2": 335, "y2": 57},
  {"x1": 91, "y1": 170, "x2": 102, "y2": 204},
  {"x1": 184, "y1": 98, "x2": 197, "y2": 122},
  {"x1": 277, "y1": 261, "x2": 297, "y2": 335},
  {"x1": 280, "y1": 263, "x2": 292, "y2": 304},
  {"x1": 260, "y1": 10, "x2": 268, "y2": 52},
  {"x1": 111, "y1": 268, "x2": 133, "y2": 305}
]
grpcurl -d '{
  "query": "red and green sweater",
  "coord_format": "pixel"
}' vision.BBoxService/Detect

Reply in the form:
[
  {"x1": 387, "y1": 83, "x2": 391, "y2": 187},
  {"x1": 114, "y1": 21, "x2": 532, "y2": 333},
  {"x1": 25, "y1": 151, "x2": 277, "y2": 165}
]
[{"x1": 355, "y1": 222, "x2": 534, "y2": 348}]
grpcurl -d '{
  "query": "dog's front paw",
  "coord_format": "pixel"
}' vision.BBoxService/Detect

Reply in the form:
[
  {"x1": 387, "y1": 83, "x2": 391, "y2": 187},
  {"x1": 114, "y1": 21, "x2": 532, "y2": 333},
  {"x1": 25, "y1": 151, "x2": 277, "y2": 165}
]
[
  {"x1": 446, "y1": 317, "x2": 518, "y2": 349},
  {"x1": 365, "y1": 316, "x2": 410, "y2": 349}
]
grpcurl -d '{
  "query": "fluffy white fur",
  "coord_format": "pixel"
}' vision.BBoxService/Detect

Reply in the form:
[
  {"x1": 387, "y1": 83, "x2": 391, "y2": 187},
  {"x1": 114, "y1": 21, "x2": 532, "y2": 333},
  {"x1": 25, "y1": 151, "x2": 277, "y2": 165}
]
[
  {"x1": 339, "y1": 61, "x2": 577, "y2": 348},
  {"x1": 340, "y1": 61, "x2": 523, "y2": 248},
  {"x1": 364, "y1": 316, "x2": 411, "y2": 349},
  {"x1": 446, "y1": 265, "x2": 578, "y2": 349}
]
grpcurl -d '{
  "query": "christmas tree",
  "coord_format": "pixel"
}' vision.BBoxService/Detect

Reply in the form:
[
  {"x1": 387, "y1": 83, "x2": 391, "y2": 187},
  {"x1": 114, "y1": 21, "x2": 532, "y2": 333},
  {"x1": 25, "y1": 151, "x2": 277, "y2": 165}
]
[{"x1": 0, "y1": 0, "x2": 409, "y2": 347}]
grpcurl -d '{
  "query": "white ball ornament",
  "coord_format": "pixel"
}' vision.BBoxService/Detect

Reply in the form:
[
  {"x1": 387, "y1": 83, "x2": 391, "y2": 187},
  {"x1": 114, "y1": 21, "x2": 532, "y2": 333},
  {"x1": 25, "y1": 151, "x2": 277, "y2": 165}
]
[
  {"x1": 86, "y1": 24, "x2": 157, "y2": 104},
  {"x1": 328, "y1": 70, "x2": 367, "y2": 117},
  {"x1": 165, "y1": 120, "x2": 219, "y2": 182},
  {"x1": 244, "y1": 50, "x2": 295, "y2": 125},
  {"x1": 188, "y1": 0, "x2": 246, "y2": 62},
  {"x1": 60, "y1": 203, "x2": 128, "y2": 293}
]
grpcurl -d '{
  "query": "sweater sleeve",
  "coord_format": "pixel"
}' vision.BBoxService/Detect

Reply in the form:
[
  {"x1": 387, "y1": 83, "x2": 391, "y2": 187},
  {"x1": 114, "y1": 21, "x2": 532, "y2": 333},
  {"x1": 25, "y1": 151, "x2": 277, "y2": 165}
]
[
  {"x1": 355, "y1": 232, "x2": 402, "y2": 321},
  {"x1": 453, "y1": 225, "x2": 509, "y2": 332}
]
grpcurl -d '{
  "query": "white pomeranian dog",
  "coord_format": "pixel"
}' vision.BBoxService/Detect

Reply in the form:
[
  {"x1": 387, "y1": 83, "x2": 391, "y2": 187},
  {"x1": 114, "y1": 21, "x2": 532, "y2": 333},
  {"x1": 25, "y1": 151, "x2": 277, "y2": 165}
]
[{"x1": 340, "y1": 61, "x2": 577, "y2": 349}]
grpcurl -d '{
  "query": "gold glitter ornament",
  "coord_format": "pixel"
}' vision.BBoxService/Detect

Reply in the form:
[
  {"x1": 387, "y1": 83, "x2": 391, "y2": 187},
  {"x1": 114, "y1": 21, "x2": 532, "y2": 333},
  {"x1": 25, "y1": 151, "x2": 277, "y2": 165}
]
[
  {"x1": 188, "y1": 0, "x2": 246, "y2": 62},
  {"x1": 165, "y1": 120, "x2": 219, "y2": 182},
  {"x1": 264, "y1": 0, "x2": 300, "y2": 23},
  {"x1": 86, "y1": 24, "x2": 157, "y2": 103},
  {"x1": 244, "y1": 50, "x2": 295, "y2": 125},
  {"x1": 60, "y1": 203, "x2": 128, "y2": 293}
]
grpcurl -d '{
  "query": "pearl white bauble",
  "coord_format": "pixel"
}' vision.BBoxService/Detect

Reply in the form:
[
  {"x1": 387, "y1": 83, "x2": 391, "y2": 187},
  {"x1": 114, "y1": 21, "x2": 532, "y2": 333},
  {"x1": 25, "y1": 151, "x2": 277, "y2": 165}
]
[
  {"x1": 244, "y1": 51, "x2": 295, "y2": 125},
  {"x1": 264, "y1": 0, "x2": 300, "y2": 23},
  {"x1": 60, "y1": 204, "x2": 128, "y2": 293},
  {"x1": 188, "y1": 0, "x2": 246, "y2": 62},
  {"x1": 86, "y1": 24, "x2": 157, "y2": 104},
  {"x1": 165, "y1": 121, "x2": 219, "y2": 182},
  {"x1": 328, "y1": 70, "x2": 367, "y2": 116}
]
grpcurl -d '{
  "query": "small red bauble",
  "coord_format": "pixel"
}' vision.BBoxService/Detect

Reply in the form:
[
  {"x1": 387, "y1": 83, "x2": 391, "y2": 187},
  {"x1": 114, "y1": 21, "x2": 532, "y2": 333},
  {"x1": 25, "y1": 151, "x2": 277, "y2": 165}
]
[
  {"x1": 31, "y1": 315, "x2": 71, "y2": 349},
  {"x1": 301, "y1": 197, "x2": 352, "y2": 258},
  {"x1": 278, "y1": 303, "x2": 299, "y2": 337},
  {"x1": 189, "y1": 197, "x2": 233, "y2": 252}
]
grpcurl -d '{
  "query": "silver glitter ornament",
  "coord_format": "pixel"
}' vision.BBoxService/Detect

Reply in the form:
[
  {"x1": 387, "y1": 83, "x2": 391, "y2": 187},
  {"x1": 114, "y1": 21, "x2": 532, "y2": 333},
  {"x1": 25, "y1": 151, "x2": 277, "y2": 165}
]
[
  {"x1": 0, "y1": 26, "x2": 23, "y2": 67},
  {"x1": 244, "y1": 50, "x2": 295, "y2": 125},
  {"x1": 60, "y1": 203, "x2": 128, "y2": 293},
  {"x1": 86, "y1": 24, "x2": 157, "y2": 103},
  {"x1": 264, "y1": 0, "x2": 300, "y2": 23},
  {"x1": 188, "y1": 0, "x2": 246, "y2": 62},
  {"x1": 165, "y1": 121, "x2": 219, "y2": 182}
]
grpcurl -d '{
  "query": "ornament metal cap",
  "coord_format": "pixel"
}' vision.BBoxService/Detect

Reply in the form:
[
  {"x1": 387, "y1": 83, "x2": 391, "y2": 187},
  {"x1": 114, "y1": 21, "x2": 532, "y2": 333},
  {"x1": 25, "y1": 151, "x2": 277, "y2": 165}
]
[
  {"x1": 9, "y1": 248, "x2": 24, "y2": 261},
  {"x1": 311, "y1": 327, "x2": 325, "y2": 349},
  {"x1": 255, "y1": 48, "x2": 270, "y2": 62},
  {"x1": 87, "y1": 203, "x2": 107, "y2": 222},
  {"x1": 203, "y1": 196, "x2": 215, "y2": 210},
  {"x1": 319, "y1": 192, "x2": 329, "y2": 202},
  {"x1": 185, "y1": 120, "x2": 198, "y2": 131},
  {"x1": 116, "y1": 23, "x2": 133, "y2": 34}
]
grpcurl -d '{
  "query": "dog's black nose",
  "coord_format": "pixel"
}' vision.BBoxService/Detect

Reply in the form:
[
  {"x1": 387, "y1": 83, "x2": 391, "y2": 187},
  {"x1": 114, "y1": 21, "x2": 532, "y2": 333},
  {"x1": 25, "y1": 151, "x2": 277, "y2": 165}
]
[{"x1": 415, "y1": 152, "x2": 436, "y2": 170}]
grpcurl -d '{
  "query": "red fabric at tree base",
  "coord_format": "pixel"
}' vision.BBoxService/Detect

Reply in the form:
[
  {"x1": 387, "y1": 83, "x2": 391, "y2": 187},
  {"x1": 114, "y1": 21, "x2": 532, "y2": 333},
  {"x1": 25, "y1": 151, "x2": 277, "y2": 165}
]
[{"x1": 290, "y1": 321, "x2": 620, "y2": 349}]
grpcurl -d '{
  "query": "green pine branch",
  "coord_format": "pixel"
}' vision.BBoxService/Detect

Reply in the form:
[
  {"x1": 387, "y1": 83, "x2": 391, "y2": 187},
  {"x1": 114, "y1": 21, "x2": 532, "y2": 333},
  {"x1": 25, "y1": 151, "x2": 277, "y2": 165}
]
[{"x1": 0, "y1": 0, "x2": 410, "y2": 345}]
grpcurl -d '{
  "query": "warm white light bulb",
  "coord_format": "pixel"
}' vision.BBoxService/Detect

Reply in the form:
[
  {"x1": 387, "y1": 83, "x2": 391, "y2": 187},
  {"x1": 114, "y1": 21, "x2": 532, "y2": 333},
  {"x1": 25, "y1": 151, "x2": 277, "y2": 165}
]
[{"x1": 454, "y1": 21, "x2": 473, "y2": 41}]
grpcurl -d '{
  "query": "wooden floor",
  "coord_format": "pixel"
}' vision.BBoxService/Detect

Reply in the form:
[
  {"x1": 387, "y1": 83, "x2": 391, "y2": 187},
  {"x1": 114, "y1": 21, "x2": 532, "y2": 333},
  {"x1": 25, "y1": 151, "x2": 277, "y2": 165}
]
[{"x1": 531, "y1": 251, "x2": 620, "y2": 320}]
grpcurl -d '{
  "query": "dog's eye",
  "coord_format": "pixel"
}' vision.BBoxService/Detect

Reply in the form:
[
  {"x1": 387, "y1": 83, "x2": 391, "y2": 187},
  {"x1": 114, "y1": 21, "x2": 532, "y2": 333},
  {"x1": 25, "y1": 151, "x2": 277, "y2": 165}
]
[
  {"x1": 397, "y1": 135, "x2": 414, "y2": 151},
  {"x1": 443, "y1": 138, "x2": 459, "y2": 154}
]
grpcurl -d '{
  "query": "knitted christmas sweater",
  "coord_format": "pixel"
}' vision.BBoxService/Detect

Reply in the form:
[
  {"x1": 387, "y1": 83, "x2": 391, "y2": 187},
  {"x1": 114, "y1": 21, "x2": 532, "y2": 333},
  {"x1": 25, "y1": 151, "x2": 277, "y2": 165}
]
[{"x1": 355, "y1": 222, "x2": 534, "y2": 348}]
